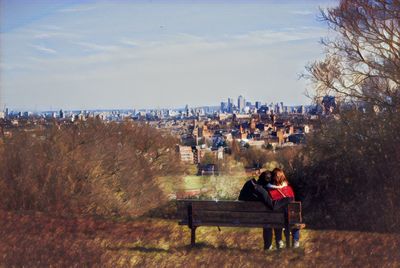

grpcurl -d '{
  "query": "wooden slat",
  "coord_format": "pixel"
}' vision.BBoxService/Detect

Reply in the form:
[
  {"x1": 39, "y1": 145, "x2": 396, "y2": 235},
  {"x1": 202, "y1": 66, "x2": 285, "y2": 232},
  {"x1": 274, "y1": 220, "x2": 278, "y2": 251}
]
[
  {"x1": 193, "y1": 210, "x2": 284, "y2": 224},
  {"x1": 179, "y1": 220, "x2": 305, "y2": 229},
  {"x1": 188, "y1": 200, "x2": 271, "y2": 212}
]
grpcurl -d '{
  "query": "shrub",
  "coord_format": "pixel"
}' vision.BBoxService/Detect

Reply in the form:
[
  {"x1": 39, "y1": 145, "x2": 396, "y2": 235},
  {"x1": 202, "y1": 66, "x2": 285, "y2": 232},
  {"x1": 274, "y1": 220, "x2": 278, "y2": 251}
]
[{"x1": 0, "y1": 119, "x2": 183, "y2": 217}]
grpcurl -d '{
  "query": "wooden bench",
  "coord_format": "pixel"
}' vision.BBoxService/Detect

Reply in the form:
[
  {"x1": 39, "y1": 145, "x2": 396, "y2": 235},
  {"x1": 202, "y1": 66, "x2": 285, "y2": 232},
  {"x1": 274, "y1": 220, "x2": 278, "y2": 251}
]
[{"x1": 177, "y1": 199, "x2": 306, "y2": 248}]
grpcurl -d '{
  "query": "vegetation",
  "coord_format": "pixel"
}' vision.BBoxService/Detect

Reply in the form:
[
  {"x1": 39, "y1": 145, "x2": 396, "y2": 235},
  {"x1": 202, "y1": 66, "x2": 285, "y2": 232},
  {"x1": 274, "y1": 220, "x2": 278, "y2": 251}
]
[
  {"x1": 0, "y1": 119, "x2": 183, "y2": 217},
  {"x1": 298, "y1": 0, "x2": 400, "y2": 232},
  {"x1": 1, "y1": 209, "x2": 400, "y2": 267}
]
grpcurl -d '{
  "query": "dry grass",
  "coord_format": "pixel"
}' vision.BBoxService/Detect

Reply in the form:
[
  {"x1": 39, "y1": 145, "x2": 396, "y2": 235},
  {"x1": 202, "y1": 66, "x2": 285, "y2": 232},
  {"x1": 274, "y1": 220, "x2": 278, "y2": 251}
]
[{"x1": 1, "y1": 209, "x2": 399, "y2": 267}]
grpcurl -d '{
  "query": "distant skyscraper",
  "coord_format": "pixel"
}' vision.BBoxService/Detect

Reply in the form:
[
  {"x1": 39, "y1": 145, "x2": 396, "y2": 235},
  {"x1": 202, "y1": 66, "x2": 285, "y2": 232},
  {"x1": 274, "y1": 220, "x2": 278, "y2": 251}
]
[
  {"x1": 255, "y1": 101, "x2": 262, "y2": 109},
  {"x1": 275, "y1": 103, "x2": 281, "y2": 114},
  {"x1": 59, "y1": 109, "x2": 64, "y2": 119},
  {"x1": 245, "y1": 101, "x2": 252, "y2": 107},
  {"x1": 185, "y1": 104, "x2": 190, "y2": 117},
  {"x1": 238, "y1": 95, "x2": 245, "y2": 113},
  {"x1": 220, "y1": 102, "x2": 227, "y2": 112},
  {"x1": 227, "y1": 98, "x2": 233, "y2": 113}
]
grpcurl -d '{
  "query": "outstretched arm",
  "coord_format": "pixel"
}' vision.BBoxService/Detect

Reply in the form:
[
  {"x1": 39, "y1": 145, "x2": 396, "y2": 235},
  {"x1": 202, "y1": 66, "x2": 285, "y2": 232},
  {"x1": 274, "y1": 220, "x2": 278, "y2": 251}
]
[{"x1": 253, "y1": 184, "x2": 274, "y2": 209}]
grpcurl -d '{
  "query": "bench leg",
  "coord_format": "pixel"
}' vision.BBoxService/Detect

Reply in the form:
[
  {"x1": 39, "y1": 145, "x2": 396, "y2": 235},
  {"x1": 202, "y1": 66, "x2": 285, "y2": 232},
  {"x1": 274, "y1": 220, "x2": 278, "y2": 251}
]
[
  {"x1": 284, "y1": 227, "x2": 291, "y2": 248},
  {"x1": 191, "y1": 227, "x2": 197, "y2": 247}
]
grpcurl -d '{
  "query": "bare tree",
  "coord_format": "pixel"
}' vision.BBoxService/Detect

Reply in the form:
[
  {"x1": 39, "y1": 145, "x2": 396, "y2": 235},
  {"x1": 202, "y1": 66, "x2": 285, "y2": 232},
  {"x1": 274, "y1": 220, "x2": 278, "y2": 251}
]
[{"x1": 306, "y1": 0, "x2": 400, "y2": 111}]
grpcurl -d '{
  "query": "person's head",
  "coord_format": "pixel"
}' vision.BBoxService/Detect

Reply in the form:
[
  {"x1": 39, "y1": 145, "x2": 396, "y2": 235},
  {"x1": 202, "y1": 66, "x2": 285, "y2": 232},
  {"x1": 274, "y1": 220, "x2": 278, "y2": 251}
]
[
  {"x1": 271, "y1": 168, "x2": 287, "y2": 186},
  {"x1": 257, "y1": 171, "x2": 272, "y2": 186}
]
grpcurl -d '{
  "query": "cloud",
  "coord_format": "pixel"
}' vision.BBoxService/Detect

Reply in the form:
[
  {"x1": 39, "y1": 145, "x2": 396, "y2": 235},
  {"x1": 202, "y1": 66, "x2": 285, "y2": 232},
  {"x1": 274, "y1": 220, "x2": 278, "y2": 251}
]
[
  {"x1": 120, "y1": 39, "x2": 139, "y2": 47},
  {"x1": 29, "y1": 44, "x2": 57, "y2": 54},
  {"x1": 231, "y1": 28, "x2": 325, "y2": 46},
  {"x1": 59, "y1": 6, "x2": 97, "y2": 13},
  {"x1": 290, "y1": 10, "x2": 314, "y2": 16},
  {"x1": 33, "y1": 31, "x2": 81, "y2": 40},
  {"x1": 73, "y1": 42, "x2": 119, "y2": 52}
]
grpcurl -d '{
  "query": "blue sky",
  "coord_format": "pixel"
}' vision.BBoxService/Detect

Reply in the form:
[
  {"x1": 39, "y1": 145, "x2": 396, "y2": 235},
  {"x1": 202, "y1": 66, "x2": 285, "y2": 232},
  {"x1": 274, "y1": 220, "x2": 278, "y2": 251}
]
[{"x1": 1, "y1": 0, "x2": 336, "y2": 110}]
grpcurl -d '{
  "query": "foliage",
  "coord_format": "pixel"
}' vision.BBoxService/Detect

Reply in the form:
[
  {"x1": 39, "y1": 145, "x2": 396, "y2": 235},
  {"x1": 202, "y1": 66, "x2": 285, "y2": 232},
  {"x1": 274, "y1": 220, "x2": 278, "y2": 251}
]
[
  {"x1": 0, "y1": 119, "x2": 183, "y2": 217},
  {"x1": 200, "y1": 152, "x2": 216, "y2": 166},
  {"x1": 301, "y1": 0, "x2": 400, "y2": 232},
  {"x1": 297, "y1": 111, "x2": 400, "y2": 231}
]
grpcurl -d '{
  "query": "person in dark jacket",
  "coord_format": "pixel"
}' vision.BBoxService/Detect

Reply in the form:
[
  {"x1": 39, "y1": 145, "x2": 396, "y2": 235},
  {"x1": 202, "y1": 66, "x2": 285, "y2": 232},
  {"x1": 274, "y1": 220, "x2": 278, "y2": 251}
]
[{"x1": 238, "y1": 171, "x2": 273, "y2": 207}]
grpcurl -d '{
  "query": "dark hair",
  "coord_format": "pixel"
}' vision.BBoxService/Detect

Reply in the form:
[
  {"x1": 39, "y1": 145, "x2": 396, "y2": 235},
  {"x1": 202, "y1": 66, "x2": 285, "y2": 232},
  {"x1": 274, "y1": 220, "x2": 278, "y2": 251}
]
[
  {"x1": 271, "y1": 168, "x2": 287, "y2": 186},
  {"x1": 257, "y1": 171, "x2": 272, "y2": 186}
]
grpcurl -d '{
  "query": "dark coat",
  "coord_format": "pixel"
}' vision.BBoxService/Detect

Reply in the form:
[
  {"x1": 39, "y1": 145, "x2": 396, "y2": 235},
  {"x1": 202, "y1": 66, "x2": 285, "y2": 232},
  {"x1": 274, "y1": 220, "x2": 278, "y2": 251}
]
[
  {"x1": 238, "y1": 179, "x2": 260, "y2": 202},
  {"x1": 238, "y1": 179, "x2": 291, "y2": 211}
]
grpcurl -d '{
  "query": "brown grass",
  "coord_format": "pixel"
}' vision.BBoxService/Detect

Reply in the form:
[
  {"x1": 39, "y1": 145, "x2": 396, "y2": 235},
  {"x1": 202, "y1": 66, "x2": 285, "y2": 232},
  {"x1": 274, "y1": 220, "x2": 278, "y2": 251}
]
[{"x1": 1, "y1": 209, "x2": 399, "y2": 267}]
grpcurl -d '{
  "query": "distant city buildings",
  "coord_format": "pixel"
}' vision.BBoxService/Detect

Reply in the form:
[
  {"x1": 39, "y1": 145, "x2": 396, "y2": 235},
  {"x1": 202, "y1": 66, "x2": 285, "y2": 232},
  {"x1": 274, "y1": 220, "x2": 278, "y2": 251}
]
[{"x1": 237, "y1": 95, "x2": 245, "y2": 113}]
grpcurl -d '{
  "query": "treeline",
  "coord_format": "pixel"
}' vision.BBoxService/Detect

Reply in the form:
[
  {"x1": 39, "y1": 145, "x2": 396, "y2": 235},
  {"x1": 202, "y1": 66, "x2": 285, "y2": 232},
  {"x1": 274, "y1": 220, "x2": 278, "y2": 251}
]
[{"x1": 0, "y1": 119, "x2": 182, "y2": 217}]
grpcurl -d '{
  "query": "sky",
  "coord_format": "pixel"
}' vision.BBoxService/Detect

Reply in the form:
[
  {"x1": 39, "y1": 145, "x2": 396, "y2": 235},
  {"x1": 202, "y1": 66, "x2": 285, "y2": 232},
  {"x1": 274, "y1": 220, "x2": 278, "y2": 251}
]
[{"x1": 0, "y1": 0, "x2": 336, "y2": 111}]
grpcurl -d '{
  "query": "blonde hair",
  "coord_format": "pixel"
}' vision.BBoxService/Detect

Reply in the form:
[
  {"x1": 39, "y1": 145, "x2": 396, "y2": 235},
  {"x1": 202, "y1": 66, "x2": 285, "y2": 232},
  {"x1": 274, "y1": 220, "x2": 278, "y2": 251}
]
[{"x1": 271, "y1": 168, "x2": 287, "y2": 186}]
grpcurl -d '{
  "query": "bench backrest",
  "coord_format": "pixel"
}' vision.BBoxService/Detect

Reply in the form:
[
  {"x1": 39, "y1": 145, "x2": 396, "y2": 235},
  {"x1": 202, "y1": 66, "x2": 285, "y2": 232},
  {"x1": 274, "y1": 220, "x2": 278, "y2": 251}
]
[{"x1": 177, "y1": 200, "x2": 302, "y2": 228}]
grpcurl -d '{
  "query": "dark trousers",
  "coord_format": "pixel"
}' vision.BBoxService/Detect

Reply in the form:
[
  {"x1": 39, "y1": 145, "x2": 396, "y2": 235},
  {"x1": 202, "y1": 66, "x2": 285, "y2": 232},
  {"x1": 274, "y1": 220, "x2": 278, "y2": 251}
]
[
  {"x1": 263, "y1": 228, "x2": 300, "y2": 249},
  {"x1": 263, "y1": 228, "x2": 282, "y2": 249}
]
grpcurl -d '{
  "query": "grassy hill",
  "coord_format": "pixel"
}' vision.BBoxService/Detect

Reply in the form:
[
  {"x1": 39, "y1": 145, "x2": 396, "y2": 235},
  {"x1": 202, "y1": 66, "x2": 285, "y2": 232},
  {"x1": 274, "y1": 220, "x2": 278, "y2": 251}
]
[{"x1": 1, "y1": 209, "x2": 399, "y2": 267}]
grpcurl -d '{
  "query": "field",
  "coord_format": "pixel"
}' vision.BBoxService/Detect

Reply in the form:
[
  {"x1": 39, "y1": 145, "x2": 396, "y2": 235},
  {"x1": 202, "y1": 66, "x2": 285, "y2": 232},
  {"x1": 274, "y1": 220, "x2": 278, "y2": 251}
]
[
  {"x1": 1, "y1": 209, "x2": 400, "y2": 267},
  {"x1": 170, "y1": 174, "x2": 249, "y2": 200}
]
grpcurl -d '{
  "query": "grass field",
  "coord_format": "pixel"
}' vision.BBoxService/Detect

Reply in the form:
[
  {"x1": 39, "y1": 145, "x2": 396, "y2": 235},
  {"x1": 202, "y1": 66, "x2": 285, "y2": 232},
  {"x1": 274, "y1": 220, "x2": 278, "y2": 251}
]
[
  {"x1": 1, "y1": 210, "x2": 399, "y2": 267},
  {"x1": 160, "y1": 174, "x2": 250, "y2": 200}
]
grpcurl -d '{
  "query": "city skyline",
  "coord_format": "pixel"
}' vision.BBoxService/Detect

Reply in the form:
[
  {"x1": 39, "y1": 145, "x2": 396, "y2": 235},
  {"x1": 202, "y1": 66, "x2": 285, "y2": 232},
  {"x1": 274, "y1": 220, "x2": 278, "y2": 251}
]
[{"x1": 1, "y1": 0, "x2": 335, "y2": 110}]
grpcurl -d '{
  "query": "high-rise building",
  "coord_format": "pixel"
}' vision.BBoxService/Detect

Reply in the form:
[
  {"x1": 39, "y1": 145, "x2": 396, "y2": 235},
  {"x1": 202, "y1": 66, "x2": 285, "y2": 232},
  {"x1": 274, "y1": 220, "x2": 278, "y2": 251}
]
[
  {"x1": 238, "y1": 95, "x2": 245, "y2": 113},
  {"x1": 227, "y1": 98, "x2": 233, "y2": 113},
  {"x1": 255, "y1": 101, "x2": 262, "y2": 109},
  {"x1": 299, "y1": 105, "x2": 305, "y2": 114},
  {"x1": 185, "y1": 104, "x2": 190, "y2": 117},
  {"x1": 220, "y1": 102, "x2": 227, "y2": 112}
]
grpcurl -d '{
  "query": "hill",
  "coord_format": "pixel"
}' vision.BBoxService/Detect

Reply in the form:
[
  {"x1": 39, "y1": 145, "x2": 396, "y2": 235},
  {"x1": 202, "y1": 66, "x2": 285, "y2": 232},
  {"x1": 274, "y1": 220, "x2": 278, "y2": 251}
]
[{"x1": 1, "y1": 209, "x2": 399, "y2": 267}]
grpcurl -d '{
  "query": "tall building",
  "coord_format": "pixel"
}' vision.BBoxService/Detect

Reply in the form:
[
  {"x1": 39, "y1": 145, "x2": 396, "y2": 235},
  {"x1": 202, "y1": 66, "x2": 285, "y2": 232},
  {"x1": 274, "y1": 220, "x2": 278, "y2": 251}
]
[
  {"x1": 255, "y1": 101, "x2": 262, "y2": 109},
  {"x1": 227, "y1": 98, "x2": 233, "y2": 113},
  {"x1": 220, "y1": 102, "x2": 227, "y2": 112},
  {"x1": 185, "y1": 104, "x2": 190, "y2": 117},
  {"x1": 299, "y1": 105, "x2": 305, "y2": 114},
  {"x1": 238, "y1": 95, "x2": 245, "y2": 113}
]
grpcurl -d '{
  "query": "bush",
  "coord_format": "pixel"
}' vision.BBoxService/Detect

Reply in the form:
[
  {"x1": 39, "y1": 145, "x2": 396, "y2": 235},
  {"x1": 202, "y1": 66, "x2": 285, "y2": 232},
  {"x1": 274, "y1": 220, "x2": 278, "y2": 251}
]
[
  {"x1": 295, "y1": 111, "x2": 400, "y2": 232},
  {"x1": 0, "y1": 119, "x2": 183, "y2": 217}
]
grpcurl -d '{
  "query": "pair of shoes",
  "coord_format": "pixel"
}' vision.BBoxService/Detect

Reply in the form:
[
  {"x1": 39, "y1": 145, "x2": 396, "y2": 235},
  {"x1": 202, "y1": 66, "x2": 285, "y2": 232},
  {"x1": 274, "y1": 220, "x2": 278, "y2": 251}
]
[
  {"x1": 293, "y1": 240, "x2": 300, "y2": 248},
  {"x1": 277, "y1": 240, "x2": 285, "y2": 249}
]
